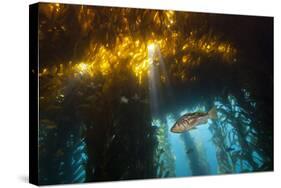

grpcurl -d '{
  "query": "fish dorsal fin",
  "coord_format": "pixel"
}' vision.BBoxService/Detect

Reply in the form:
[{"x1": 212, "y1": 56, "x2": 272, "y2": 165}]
[{"x1": 208, "y1": 107, "x2": 217, "y2": 119}]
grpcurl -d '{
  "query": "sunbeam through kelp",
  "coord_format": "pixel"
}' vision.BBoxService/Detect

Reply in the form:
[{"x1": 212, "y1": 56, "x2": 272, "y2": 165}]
[{"x1": 35, "y1": 2, "x2": 273, "y2": 185}]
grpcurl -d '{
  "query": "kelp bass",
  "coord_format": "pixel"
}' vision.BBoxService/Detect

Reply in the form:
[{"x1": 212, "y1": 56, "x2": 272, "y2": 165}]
[{"x1": 171, "y1": 107, "x2": 217, "y2": 133}]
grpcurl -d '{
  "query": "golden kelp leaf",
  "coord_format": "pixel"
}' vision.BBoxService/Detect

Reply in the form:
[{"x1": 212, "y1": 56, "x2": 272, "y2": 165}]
[
  {"x1": 38, "y1": 6, "x2": 238, "y2": 85},
  {"x1": 182, "y1": 44, "x2": 189, "y2": 51},
  {"x1": 182, "y1": 55, "x2": 188, "y2": 63}
]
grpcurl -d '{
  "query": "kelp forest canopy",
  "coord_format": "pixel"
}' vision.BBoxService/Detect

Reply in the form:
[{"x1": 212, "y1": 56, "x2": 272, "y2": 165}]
[
  {"x1": 37, "y1": 3, "x2": 273, "y2": 185},
  {"x1": 38, "y1": 3, "x2": 272, "y2": 96},
  {"x1": 39, "y1": 3, "x2": 239, "y2": 83}
]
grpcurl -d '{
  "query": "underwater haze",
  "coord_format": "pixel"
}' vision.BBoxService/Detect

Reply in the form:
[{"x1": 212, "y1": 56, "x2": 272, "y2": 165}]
[{"x1": 37, "y1": 3, "x2": 273, "y2": 185}]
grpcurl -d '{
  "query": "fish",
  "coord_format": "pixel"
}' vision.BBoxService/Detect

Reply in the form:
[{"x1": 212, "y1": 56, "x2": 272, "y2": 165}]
[
  {"x1": 225, "y1": 146, "x2": 235, "y2": 152},
  {"x1": 158, "y1": 148, "x2": 165, "y2": 155},
  {"x1": 186, "y1": 148, "x2": 194, "y2": 154},
  {"x1": 120, "y1": 96, "x2": 129, "y2": 104},
  {"x1": 171, "y1": 107, "x2": 217, "y2": 133}
]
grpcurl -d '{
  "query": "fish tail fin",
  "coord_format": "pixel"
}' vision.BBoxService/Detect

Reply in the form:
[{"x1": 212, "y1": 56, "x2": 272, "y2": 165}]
[{"x1": 208, "y1": 106, "x2": 217, "y2": 120}]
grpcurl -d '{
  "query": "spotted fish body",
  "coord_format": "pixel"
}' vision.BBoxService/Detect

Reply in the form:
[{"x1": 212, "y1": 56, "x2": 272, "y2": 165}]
[{"x1": 171, "y1": 107, "x2": 217, "y2": 133}]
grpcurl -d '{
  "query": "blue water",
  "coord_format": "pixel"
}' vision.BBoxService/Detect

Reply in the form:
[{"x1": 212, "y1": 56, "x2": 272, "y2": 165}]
[
  {"x1": 166, "y1": 115, "x2": 191, "y2": 176},
  {"x1": 157, "y1": 110, "x2": 218, "y2": 176},
  {"x1": 152, "y1": 90, "x2": 268, "y2": 177},
  {"x1": 39, "y1": 90, "x2": 270, "y2": 184}
]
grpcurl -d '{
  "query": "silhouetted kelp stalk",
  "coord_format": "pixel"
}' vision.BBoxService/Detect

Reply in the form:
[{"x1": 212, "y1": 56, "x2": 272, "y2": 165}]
[
  {"x1": 181, "y1": 132, "x2": 211, "y2": 175},
  {"x1": 38, "y1": 118, "x2": 88, "y2": 184},
  {"x1": 37, "y1": 3, "x2": 272, "y2": 184},
  {"x1": 152, "y1": 119, "x2": 176, "y2": 178},
  {"x1": 210, "y1": 90, "x2": 271, "y2": 174},
  {"x1": 171, "y1": 105, "x2": 211, "y2": 176}
]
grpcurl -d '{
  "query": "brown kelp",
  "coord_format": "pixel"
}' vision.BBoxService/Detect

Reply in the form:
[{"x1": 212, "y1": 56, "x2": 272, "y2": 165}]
[
  {"x1": 209, "y1": 90, "x2": 272, "y2": 174},
  {"x1": 37, "y1": 2, "x2": 272, "y2": 184},
  {"x1": 152, "y1": 119, "x2": 176, "y2": 177}
]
